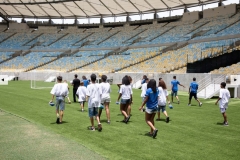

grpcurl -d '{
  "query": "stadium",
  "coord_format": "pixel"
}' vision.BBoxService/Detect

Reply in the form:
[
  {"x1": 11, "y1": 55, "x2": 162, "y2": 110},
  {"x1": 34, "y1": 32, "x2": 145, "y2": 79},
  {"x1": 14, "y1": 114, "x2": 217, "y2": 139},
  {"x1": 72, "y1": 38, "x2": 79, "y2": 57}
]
[{"x1": 0, "y1": 0, "x2": 240, "y2": 159}]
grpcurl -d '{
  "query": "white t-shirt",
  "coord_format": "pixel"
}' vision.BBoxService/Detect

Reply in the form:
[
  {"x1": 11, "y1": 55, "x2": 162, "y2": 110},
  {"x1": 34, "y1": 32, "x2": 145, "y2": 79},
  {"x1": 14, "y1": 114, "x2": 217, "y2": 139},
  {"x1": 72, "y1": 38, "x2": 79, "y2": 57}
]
[
  {"x1": 119, "y1": 85, "x2": 133, "y2": 99},
  {"x1": 141, "y1": 83, "x2": 147, "y2": 98},
  {"x1": 76, "y1": 86, "x2": 87, "y2": 102},
  {"x1": 50, "y1": 83, "x2": 69, "y2": 97},
  {"x1": 219, "y1": 88, "x2": 230, "y2": 108},
  {"x1": 158, "y1": 87, "x2": 169, "y2": 106},
  {"x1": 100, "y1": 82, "x2": 111, "y2": 99},
  {"x1": 86, "y1": 83, "x2": 102, "y2": 108}
]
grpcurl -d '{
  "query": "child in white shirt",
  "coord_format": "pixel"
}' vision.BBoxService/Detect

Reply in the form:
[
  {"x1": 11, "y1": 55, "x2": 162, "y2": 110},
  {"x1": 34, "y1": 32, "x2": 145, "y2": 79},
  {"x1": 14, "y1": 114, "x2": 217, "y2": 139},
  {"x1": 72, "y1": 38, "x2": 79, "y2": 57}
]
[
  {"x1": 86, "y1": 74, "x2": 102, "y2": 131},
  {"x1": 157, "y1": 80, "x2": 170, "y2": 123},
  {"x1": 117, "y1": 75, "x2": 133, "y2": 124},
  {"x1": 215, "y1": 82, "x2": 230, "y2": 126},
  {"x1": 76, "y1": 81, "x2": 87, "y2": 112},
  {"x1": 98, "y1": 75, "x2": 111, "y2": 124},
  {"x1": 50, "y1": 76, "x2": 69, "y2": 124}
]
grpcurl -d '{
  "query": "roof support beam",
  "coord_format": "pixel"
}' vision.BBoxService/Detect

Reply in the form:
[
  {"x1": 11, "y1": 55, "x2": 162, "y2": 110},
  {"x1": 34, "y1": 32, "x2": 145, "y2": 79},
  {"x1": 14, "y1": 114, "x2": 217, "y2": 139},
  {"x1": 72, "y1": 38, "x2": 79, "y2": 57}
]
[
  {"x1": 99, "y1": 0, "x2": 114, "y2": 15},
  {"x1": 46, "y1": 0, "x2": 63, "y2": 18},
  {"x1": 0, "y1": 10, "x2": 9, "y2": 23},
  {"x1": 160, "y1": 0, "x2": 170, "y2": 9},
  {"x1": 0, "y1": 0, "x2": 84, "y2": 5},
  {"x1": 6, "y1": 0, "x2": 24, "y2": 18},
  {"x1": 128, "y1": 0, "x2": 141, "y2": 12},
  {"x1": 86, "y1": 0, "x2": 101, "y2": 15},
  {"x1": 19, "y1": 0, "x2": 37, "y2": 18},
  {"x1": 113, "y1": 0, "x2": 127, "y2": 13},
  {"x1": 62, "y1": 3, "x2": 76, "y2": 18},
  {"x1": 144, "y1": 0, "x2": 155, "y2": 9},
  {"x1": 33, "y1": 0, "x2": 51, "y2": 19},
  {"x1": 73, "y1": 1, "x2": 88, "y2": 17}
]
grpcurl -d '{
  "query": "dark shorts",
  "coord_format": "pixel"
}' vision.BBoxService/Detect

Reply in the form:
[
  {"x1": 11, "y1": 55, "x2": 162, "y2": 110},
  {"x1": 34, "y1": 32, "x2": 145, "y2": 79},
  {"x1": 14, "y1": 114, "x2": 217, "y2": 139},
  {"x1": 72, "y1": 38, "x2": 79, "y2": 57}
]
[
  {"x1": 121, "y1": 99, "x2": 131, "y2": 104},
  {"x1": 88, "y1": 107, "x2": 98, "y2": 117},
  {"x1": 171, "y1": 91, "x2": 178, "y2": 97},
  {"x1": 189, "y1": 92, "x2": 197, "y2": 100}
]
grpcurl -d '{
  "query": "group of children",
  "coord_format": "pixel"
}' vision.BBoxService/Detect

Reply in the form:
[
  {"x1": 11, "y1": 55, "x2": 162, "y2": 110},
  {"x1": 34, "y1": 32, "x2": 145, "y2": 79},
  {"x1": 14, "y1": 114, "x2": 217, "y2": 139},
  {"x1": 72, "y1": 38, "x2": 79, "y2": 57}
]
[{"x1": 50, "y1": 74, "x2": 231, "y2": 138}]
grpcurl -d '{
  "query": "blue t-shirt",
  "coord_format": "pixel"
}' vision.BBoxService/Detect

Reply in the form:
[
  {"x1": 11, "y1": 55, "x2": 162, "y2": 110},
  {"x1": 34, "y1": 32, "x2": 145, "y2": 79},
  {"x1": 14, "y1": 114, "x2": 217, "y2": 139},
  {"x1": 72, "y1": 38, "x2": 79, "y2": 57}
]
[
  {"x1": 145, "y1": 88, "x2": 159, "y2": 109},
  {"x1": 141, "y1": 79, "x2": 146, "y2": 84},
  {"x1": 171, "y1": 80, "x2": 180, "y2": 92},
  {"x1": 83, "y1": 80, "x2": 89, "y2": 87},
  {"x1": 190, "y1": 82, "x2": 198, "y2": 93}
]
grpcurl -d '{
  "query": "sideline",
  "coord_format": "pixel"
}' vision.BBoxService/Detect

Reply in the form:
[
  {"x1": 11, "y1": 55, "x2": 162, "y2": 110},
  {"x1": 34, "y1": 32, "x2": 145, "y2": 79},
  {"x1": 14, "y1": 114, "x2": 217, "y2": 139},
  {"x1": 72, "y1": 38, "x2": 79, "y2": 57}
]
[{"x1": 0, "y1": 109, "x2": 106, "y2": 160}]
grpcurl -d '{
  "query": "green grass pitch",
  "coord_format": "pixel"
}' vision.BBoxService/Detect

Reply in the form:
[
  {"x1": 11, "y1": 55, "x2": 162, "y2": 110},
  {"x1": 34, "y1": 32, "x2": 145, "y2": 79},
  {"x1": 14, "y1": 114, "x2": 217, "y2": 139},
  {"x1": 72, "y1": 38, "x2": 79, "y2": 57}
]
[{"x1": 0, "y1": 81, "x2": 240, "y2": 160}]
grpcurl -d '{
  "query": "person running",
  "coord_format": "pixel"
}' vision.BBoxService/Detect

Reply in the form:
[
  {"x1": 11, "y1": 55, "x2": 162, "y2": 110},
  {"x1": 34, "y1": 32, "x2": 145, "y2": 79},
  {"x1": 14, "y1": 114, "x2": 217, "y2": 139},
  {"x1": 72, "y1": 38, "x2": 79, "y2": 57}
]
[
  {"x1": 188, "y1": 77, "x2": 202, "y2": 106},
  {"x1": 156, "y1": 80, "x2": 170, "y2": 123},
  {"x1": 72, "y1": 74, "x2": 80, "y2": 103},
  {"x1": 116, "y1": 75, "x2": 132, "y2": 124},
  {"x1": 86, "y1": 74, "x2": 102, "y2": 131},
  {"x1": 140, "y1": 78, "x2": 149, "y2": 112},
  {"x1": 98, "y1": 75, "x2": 111, "y2": 124},
  {"x1": 139, "y1": 79, "x2": 159, "y2": 138},
  {"x1": 215, "y1": 82, "x2": 230, "y2": 126},
  {"x1": 50, "y1": 76, "x2": 69, "y2": 124},
  {"x1": 171, "y1": 76, "x2": 185, "y2": 104},
  {"x1": 76, "y1": 81, "x2": 87, "y2": 112}
]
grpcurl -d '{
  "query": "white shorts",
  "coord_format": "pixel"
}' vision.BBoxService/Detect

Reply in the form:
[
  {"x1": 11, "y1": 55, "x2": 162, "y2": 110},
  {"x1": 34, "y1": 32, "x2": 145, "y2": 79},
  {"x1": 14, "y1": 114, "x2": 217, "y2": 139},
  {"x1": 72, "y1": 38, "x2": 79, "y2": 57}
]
[
  {"x1": 220, "y1": 108, "x2": 227, "y2": 113},
  {"x1": 101, "y1": 97, "x2": 111, "y2": 104}
]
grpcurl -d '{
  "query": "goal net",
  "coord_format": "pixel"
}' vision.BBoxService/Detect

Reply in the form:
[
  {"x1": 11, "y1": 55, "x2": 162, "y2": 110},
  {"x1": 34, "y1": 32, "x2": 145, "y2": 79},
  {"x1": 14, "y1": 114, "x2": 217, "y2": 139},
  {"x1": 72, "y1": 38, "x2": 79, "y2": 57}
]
[{"x1": 30, "y1": 71, "x2": 60, "y2": 89}]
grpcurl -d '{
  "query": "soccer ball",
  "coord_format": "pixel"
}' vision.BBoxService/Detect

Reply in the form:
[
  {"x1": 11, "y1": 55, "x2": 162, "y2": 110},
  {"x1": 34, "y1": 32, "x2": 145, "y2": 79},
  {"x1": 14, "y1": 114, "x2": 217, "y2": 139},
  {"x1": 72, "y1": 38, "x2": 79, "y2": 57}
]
[
  {"x1": 169, "y1": 104, "x2": 173, "y2": 109},
  {"x1": 49, "y1": 102, "x2": 55, "y2": 106}
]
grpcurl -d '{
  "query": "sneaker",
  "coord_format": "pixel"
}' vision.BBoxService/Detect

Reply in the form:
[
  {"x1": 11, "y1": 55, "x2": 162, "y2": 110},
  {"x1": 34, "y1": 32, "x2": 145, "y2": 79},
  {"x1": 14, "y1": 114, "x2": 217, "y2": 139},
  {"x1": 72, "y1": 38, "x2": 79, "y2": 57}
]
[
  {"x1": 156, "y1": 118, "x2": 161, "y2": 121},
  {"x1": 58, "y1": 122, "x2": 62, "y2": 124},
  {"x1": 56, "y1": 118, "x2": 60, "y2": 124},
  {"x1": 166, "y1": 117, "x2": 170, "y2": 123},
  {"x1": 188, "y1": 104, "x2": 191, "y2": 106},
  {"x1": 152, "y1": 129, "x2": 158, "y2": 138},
  {"x1": 125, "y1": 116, "x2": 131, "y2": 124},
  {"x1": 107, "y1": 121, "x2": 110, "y2": 124},
  {"x1": 199, "y1": 103, "x2": 202, "y2": 107},
  {"x1": 81, "y1": 109, "x2": 84, "y2": 112},
  {"x1": 88, "y1": 126, "x2": 95, "y2": 131},
  {"x1": 98, "y1": 124, "x2": 102, "y2": 131},
  {"x1": 223, "y1": 122, "x2": 229, "y2": 126},
  {"x1": 178, "y1": 101, "x2": 180, "y2": 104}
]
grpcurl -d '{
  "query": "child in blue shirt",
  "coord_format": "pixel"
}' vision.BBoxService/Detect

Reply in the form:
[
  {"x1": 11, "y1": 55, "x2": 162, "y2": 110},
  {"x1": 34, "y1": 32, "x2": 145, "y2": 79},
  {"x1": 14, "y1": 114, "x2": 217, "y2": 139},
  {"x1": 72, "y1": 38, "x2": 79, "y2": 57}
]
[
  {"x1": 171, "y1": 76, "x2": 185, "y2": 104},
  {"x1": 188, "y1": 77, "x2": 202, "y2": 106},
  {"x1": 139, "y1": 79, "x2": 159, "y2": 138}
]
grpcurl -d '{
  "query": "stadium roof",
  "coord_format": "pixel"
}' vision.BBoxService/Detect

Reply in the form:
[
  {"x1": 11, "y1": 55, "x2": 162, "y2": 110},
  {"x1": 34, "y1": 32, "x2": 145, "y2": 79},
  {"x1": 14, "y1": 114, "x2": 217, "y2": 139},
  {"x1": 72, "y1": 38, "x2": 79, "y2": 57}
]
[{"x1": 0, "y1": 0, "x2": 221, "y2": 19}]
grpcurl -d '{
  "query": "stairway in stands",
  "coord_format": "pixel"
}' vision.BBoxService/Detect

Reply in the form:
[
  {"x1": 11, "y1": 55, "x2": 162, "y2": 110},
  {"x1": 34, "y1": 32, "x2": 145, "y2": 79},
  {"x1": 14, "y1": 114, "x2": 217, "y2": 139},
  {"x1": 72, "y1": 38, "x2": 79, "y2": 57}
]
[{"x1": 25, "y1": 50, "x2": 71, "y2": 72}]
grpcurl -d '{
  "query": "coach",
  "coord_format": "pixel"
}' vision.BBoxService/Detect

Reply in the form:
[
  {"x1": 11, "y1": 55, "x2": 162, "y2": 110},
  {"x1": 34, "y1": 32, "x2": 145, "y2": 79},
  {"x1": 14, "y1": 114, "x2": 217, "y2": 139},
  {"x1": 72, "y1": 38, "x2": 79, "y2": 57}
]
[{"x1": 72, "y1": 74, "x2": 80, "y2": 102}]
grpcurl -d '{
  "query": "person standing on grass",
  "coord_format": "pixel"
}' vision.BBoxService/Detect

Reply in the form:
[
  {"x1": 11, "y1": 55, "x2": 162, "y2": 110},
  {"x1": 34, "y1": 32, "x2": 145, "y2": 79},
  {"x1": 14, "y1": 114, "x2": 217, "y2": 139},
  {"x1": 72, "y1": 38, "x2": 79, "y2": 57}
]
[
  {"x1": 98, "y1": 75, "x2": 111, "y2": 124},
  {"x1": 157, "y1": 80, "x2": 170, "y2": 123},
  {"x1": 63, "y1": 80, "x2": 71, "y2": 104},
  {"x1": 139, "y1": 79, "x2": 159, "y2": 138},
  {"x1": 76, "y1": 81, "x2": 87, "y2": 112},
  {"x1": 140, "y1": 78, "x2": 149, "y2": 112},
  {"x1": 82, "y1": 76, "x2": 89, "y2": 87},
  {"x1": 72, "y1": 74, "x2": 80, "y2": 103},
  {"x1": 171, "y1": 76, "x2": 185, "y2": 104},
  {"x1": 117, "y1": 75, "x2": 132, "y2": 124},
  {"x1": 127, "y1": 76, "x2": 133, "y2": 117},
  {"x1": 86, "y1": 74, "x2": 102, "y2": 131},
  {"x1": 188, "y1": 77, "x2": 202, "y2": 107},
  {"x1": 141, "y1": 75, "x2": 147, "y2": 84},
  {"x1": 50, "y1": 76, "x2": 69, "y2": 124},
  {"x1": 215, "y1": 82, "x2": 230, "y2": 126}
]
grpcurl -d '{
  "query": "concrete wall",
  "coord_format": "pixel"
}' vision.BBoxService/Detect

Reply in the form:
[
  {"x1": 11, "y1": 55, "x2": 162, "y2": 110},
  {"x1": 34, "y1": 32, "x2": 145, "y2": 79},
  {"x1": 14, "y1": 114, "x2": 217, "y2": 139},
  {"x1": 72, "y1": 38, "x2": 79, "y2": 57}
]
[
  {"x1": 182, "y1": 11, "x2": 199, "y2": 22},
  {"x1": 9, "y1": 23, "x2": 29, "y2": 30},
  {"x1": 1, "y1": 71, "x2": 217, "y2": 91},
  {"x1": 203, "y1": 4, "x2": 236, "y2": 18}
]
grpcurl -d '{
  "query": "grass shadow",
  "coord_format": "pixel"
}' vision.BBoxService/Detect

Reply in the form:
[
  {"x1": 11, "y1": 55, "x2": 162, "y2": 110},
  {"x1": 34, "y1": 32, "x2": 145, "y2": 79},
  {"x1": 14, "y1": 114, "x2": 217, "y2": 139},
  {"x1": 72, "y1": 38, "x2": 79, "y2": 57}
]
[{"x1": 216, "y1": 122, "x2": 224, "y2": 125}]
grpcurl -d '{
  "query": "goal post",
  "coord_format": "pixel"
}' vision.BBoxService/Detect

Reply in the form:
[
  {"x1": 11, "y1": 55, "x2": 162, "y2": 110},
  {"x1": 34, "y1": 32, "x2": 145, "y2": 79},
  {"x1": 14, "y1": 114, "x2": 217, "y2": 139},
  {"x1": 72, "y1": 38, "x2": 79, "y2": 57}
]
[{"x1": 30, "y1": 71, "x2": 59, "y2": 89}]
